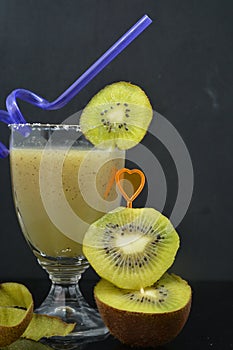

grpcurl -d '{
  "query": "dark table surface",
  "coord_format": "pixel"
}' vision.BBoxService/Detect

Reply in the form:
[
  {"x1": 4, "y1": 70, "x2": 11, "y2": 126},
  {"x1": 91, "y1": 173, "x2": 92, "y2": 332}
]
[{"x1": 4, "y1": 277, "x2": 232, "y2": 350}]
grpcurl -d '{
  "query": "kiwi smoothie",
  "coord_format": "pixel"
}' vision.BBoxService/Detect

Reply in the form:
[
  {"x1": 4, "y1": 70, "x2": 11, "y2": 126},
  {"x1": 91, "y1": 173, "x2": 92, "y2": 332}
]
[{"x1": 10, "y1": 147, "x2": 124, "y2": 258}]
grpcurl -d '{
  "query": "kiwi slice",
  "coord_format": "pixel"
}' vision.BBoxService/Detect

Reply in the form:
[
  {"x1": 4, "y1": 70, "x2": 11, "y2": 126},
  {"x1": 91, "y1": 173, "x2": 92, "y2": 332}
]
[
  {"x1": 94, "y1": 273, "x2": 192, "y2": 348},
  {"x1": 83, "y1": 207, "x2": 180, "y2": 289},
  {"x1": 79, "y1": 82, "x2": 153, "y2": 149}
]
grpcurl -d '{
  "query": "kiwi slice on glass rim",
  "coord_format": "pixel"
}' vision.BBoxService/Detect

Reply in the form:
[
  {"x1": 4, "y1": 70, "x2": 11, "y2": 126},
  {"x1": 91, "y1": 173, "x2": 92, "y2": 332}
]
[
  {"x1": 94, "y1": 273, "x2": 192, "y2": 348},
  {"x1": 82, "y1": 207, "x2": 180, "y2": 290},
  {"x1": 79, "y1": 82, "x2": 153, "y2": 149}
]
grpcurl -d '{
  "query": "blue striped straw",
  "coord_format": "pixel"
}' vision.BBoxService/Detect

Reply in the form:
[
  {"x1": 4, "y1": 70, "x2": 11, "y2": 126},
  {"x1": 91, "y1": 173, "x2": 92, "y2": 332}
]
[{"x1": 0, "y1": 14, "x2": 152, "y2": 158}]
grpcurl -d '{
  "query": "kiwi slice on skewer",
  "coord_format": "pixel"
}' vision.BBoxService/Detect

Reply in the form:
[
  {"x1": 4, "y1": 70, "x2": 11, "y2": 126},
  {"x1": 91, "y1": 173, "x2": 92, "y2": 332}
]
[
  {"x1": 94, "y1": 273, "x2": 192, "y2": 348},
  {"x1": 83, "y1": 207, "x2": 180, "y2": 289},
  {"x1": 80, "y1": 82, "x2": 153, "y2": 149}
]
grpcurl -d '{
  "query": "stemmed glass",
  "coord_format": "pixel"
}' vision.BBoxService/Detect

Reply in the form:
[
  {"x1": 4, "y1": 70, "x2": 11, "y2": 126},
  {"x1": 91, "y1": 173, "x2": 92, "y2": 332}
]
[{"x1": 9, "y1": 123, "x2": 125, "y2": 344}]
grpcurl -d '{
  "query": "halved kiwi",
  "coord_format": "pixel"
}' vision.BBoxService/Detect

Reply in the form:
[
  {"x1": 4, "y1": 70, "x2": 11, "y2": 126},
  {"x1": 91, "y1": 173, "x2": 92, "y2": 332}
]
[
  {"x1": 94, "y1": 273, "x2": 192, "y2": 348},
  {"x1": 79, "y1": 82, "x2": 153, "y2": 149},
  {"x1": 82, "y1": 207, "x2": 180, "y2": 289}
]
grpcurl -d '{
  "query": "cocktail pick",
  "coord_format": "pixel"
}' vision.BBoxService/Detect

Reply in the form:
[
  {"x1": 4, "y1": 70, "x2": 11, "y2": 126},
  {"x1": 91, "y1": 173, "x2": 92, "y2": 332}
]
[
  {"x1": 0, "y1": 14, "x2": 152, "y2": 158},
  {"x1": 115, "y1": 168, "x2": 145, "y2": 208}
]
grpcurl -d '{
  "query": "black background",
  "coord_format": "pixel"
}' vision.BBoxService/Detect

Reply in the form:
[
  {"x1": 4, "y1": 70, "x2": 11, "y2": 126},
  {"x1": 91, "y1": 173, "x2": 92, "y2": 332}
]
[{"x1": 0, "y1": 0, "x2": 232, "y2": 284}]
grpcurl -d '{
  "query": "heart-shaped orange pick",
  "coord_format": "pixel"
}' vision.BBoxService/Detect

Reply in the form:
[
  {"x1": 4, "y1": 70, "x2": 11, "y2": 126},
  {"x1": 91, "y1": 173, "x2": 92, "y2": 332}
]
[{"x1": 115, "y1": 168, "x2": 145, "y2": 208}]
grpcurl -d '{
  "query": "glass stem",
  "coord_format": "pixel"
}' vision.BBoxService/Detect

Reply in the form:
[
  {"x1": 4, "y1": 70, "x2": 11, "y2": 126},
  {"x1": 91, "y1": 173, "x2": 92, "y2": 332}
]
[
  {"x1": 35, "y1": 253, "x2": 89, "y2": 284},
  {"x1": 35, "y1": 279, "x2": 109, "y2": 342}
]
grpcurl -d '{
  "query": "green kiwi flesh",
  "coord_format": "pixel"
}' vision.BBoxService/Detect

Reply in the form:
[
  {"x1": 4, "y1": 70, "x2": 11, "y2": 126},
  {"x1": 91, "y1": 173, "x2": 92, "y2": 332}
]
[
  {"x1": 79, "y1": 82, "x2": 153, "y2": 150},
  {"x1": 82, "y1": 207, "x2": 180, "y2": 289},
  {"x1": 94, "y1": 273, "x2": 192, "y2": 348}
]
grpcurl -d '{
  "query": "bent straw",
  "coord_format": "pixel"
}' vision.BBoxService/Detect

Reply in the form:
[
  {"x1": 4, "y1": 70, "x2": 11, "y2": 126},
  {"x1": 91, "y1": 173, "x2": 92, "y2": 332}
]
[
  {"x1": 0, "y1": 14, "x2": 152, "y2": 157},
  {"x1": 0, "y1": 111, "x2": 13, "y2": 158}
]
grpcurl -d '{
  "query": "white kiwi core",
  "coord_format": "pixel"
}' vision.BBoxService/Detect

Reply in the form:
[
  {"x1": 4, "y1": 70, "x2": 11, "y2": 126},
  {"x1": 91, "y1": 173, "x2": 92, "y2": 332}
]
[
  {"x1": 107, "y1": 106, "x2": 125, "y2": 124},
  {"x1": 116, "y1": 234, "x2": 150, "y2": 254}
]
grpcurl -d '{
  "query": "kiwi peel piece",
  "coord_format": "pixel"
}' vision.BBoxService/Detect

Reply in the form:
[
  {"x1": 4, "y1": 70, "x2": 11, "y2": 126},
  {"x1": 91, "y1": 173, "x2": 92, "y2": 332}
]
[
  {"x1": 0, "y1": 283, "x2": 33, "y2": 347},
  {"x1": 1, "y1": 339, "x2": 53, "y2": 350},
  {"x1": 22, "y1": 313, "x2": 75, "y2": 341},
  {"x1": 0, "y1": 283, "x2": 75, "y2": 347},
  {"x1": 80, "y1": 82, "x2": 153, "y2": 150},
  {"x1": 94, "y1": 273, "x2": 192, "y2": 348},
  {"x1": 83, "y1": 207, "x2": 180, "y2": 289}
]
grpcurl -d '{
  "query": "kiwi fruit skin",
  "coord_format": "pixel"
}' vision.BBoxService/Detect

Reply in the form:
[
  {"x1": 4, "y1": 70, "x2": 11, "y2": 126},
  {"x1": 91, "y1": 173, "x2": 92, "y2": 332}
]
[
  {"x1": 0, "y1": 309, "x2": 32, "y2": 347},
  {"x1": 79, "y1": 81, "x2": 153, "y2": 150},
  {"x1": 83, "y1": 207, "x2": 180, "y2": 290},
  {"x1": 94, "y1": 274, "x2": 192, "y2": 348},
  {"x1": 95, "y1": 296, "x2": 191, "y2": 348}
]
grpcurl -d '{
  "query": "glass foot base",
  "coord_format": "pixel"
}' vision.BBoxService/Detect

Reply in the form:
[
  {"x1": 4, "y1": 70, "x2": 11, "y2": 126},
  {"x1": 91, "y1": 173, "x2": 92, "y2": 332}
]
[
  {"x1": 35, "y1": 282, "x2": 109, "y2": 346},
  {"x1": 41, "y1": 333, "x2": 109, "y2": 350}
]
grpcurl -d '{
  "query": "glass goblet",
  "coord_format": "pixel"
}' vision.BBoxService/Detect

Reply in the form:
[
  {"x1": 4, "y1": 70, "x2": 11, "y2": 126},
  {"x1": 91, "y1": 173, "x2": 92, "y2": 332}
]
[{"x1": 9, "y1": 123, "x2": 125, "y2": 344}]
